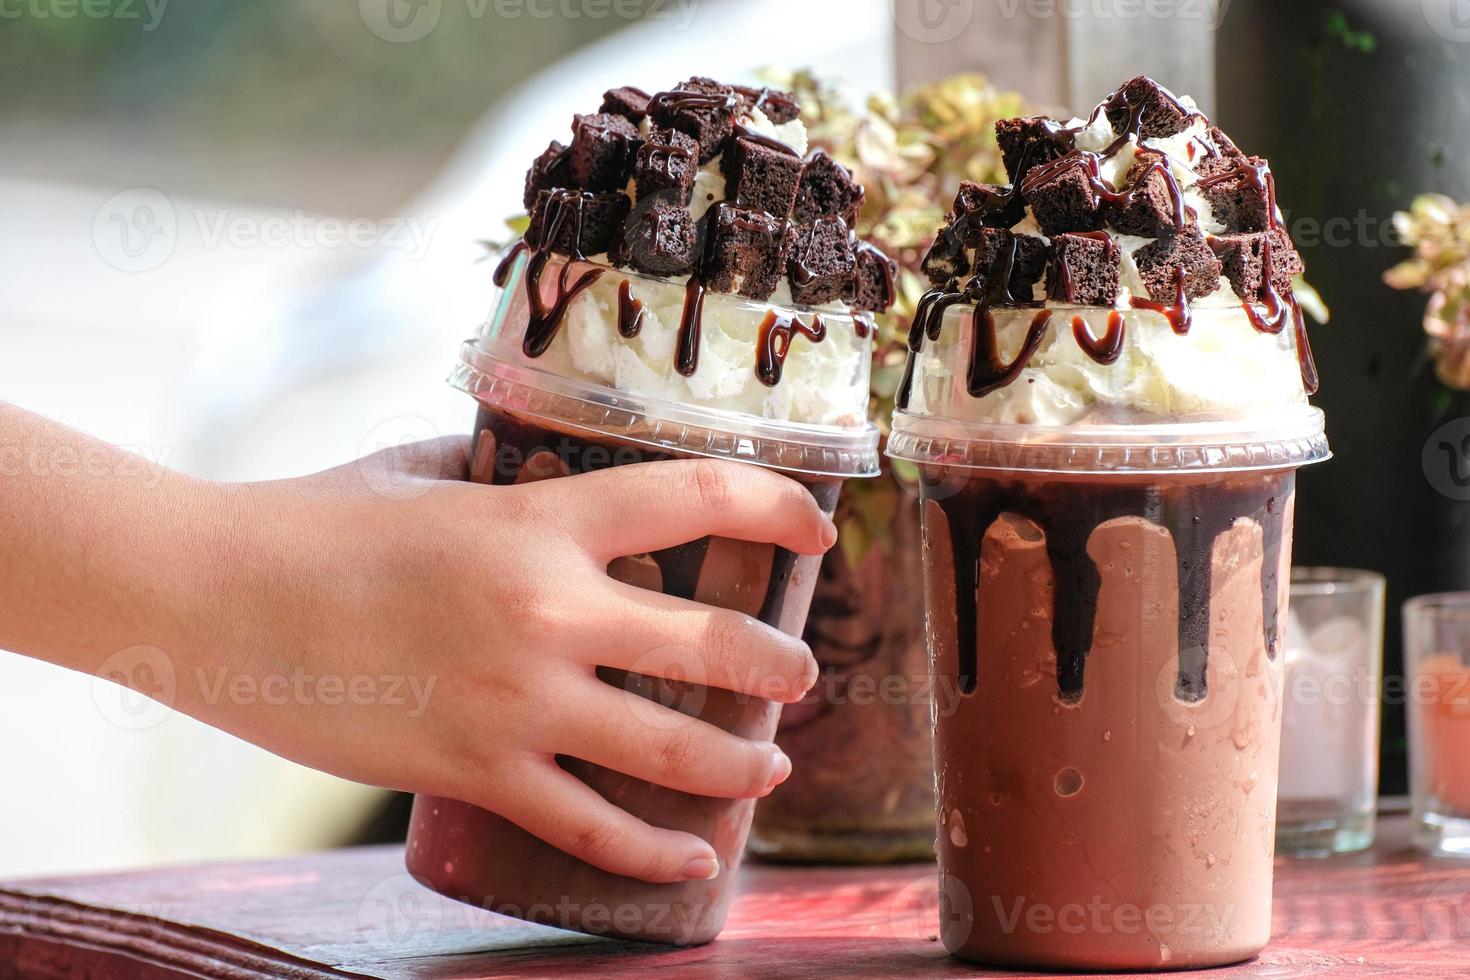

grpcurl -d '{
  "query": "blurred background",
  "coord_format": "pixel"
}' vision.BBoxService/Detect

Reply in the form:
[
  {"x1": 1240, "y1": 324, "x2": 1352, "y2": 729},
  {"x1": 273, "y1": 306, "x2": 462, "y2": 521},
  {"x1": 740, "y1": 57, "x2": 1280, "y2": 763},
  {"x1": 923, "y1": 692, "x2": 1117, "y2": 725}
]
[{"x1": 2, "y1": 0, "x2": 1466, "y2": 876}]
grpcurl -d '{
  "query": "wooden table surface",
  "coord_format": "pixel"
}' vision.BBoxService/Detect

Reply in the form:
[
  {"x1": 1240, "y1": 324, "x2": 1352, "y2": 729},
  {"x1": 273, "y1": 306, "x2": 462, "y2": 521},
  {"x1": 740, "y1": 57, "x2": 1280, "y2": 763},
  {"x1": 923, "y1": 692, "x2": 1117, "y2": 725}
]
[{"x1": 2, "y1": 815, "x2": 1468, "y2": 979}]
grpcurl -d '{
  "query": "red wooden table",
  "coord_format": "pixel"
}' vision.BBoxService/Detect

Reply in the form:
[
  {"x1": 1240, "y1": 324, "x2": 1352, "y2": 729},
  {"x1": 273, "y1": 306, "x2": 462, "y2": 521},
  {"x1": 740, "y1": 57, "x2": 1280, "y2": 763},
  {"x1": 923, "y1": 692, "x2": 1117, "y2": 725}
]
[{"x1": 2, "y1": 815, "x2": 1468, "y2": 979}]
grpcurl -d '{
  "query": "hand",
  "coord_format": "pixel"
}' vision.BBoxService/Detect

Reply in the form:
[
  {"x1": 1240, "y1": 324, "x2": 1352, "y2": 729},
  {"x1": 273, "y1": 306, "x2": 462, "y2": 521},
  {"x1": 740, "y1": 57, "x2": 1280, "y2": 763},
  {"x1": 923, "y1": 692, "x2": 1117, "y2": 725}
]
[{"x1": 194, "y1": 437, "x2": 833, "y2": 884}]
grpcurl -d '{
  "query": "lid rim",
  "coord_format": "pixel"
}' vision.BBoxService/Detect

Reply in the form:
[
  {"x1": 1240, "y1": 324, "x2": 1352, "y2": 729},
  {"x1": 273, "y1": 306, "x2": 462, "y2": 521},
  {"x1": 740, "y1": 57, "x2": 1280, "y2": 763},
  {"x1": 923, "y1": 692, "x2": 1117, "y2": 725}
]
[
  {"x1": 451, "y1": 353, "x2": 881, "y2": 479},
  {"x1": 886, "y1": 405, "x2": 1329, "y2": 475}
]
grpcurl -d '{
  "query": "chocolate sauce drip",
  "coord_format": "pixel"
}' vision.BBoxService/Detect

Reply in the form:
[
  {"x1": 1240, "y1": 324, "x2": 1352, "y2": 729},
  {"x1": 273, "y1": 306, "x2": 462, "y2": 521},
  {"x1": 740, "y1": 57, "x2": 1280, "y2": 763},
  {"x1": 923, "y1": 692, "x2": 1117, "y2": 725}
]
[
  {"x1": 617, "y1": 279, "x2": 646, "y2": 338},
  {"x1": 853, "y1": 314, "x2": 875, "y2": 340},
  {"x1": 493, "y1": 240, "x2": 528, "y2": 288},
  {"x1": 926, "y1": 473, "x2": 1292, "y2": 701},
  {"x1": 650, "y1": 541, "x2": 712, "y2": 601},
  {"x1": 895, "y1": 287, "x2": 972, "y2": 410},
  {"x1": 1129, "y1": 265, "x2": 1194, "y2": 335},
  {"x1": 971, "y1": 310, "x2": 1052, "y2": 397},
  {"x1": 676, "y1": 278, "x2": 705, "y2": 377},
  {"x1": 519, "y1": 192, "x2": 607, "y2": 358},
  {"x1": 756, "y1": 310, "x2": 827, "y2": 386},
  {"x1": 1073, "y1": 310, "x2": 1126, "y2": 364}
]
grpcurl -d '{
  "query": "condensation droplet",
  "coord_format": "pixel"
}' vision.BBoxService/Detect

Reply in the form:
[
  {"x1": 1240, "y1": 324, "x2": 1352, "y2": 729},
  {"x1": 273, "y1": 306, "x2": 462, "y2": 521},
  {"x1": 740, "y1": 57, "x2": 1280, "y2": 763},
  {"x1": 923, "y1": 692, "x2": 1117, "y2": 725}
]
[
  {"x1": 949, "y1": 810, "x2": 969, "y2": 848},
  {"x1": 990, "y1": 792, "x2": 1003, "y2": 806},
  {"x1": 1103, "y1": 730, "x2": 1112, "y2": 742},
  {"x1": 1205, "y1": 853, "x2": 1216, "y2": 869},
  {"x1": 1055, "y1": 768, "x2": 1084, "y2": 797}
]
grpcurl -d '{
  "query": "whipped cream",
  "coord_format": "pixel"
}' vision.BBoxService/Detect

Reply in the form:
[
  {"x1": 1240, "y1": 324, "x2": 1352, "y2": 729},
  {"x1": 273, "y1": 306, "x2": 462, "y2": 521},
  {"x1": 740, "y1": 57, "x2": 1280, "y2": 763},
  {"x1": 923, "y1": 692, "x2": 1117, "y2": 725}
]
[
  {"x1": 496, "y1": 254, "x2": 872, "y2": 427},
  {"x1": 903, "y1": 303, "x2": 1307, "y2": 426}
]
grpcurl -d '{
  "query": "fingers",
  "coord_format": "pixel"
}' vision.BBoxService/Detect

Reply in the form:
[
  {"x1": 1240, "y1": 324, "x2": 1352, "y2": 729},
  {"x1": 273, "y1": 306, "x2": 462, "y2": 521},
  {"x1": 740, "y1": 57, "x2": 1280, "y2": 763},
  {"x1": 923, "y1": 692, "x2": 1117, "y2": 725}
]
[
  {"x1": 574, "y1": 578, "x2": 818, "y2": 702},
  {"x1": 491, "y1": 758, "x2": 723, "y2": 884},
  {"x1": 533, "y1": 459, "x2": 837, "y2": 560},
  {"x1": 555, "y1": 679, "x2": 791, "y2": 799}
]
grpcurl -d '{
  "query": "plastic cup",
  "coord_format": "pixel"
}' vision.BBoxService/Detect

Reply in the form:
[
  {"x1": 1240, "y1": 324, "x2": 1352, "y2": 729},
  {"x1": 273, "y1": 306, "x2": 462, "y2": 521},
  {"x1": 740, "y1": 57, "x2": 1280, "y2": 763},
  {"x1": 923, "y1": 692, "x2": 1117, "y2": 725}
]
[
  {"x1": 405, "y1": 251, "x2": 878, "y2": 945},
  {"x1": 886, "y1": 305, "x2": 1329, "y2": 970}
]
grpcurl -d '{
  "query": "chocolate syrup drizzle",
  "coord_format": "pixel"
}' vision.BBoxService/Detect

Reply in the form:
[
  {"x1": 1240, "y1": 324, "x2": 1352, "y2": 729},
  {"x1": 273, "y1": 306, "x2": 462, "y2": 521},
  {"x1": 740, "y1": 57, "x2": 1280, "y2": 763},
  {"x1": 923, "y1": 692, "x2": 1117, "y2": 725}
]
[
  {"x1": 1072, "y1": 310, "x2": 1126, "y2": 364},
  {"x1": 930, "y1": 473, "x2": 1292, "y2": 702},
  {"x1": 756, "y1": 310, "x2": 827, "y2": 386},
  {"x1": 505, "y1": 85, "x2": 877, "y2": 389},
  {"x1": 519, "y1": 192, "x2": 607, "y2": 359},
  {"x1": 617, "y1": 279, "x2": 646, "y2": 338}
]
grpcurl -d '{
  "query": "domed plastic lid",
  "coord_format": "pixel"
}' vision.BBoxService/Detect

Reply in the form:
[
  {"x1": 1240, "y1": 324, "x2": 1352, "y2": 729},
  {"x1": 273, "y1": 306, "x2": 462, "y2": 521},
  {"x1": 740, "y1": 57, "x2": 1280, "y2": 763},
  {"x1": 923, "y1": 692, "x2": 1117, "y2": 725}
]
[{"x1": 452, "y1": 252, "x2": 880, "y2": 479}]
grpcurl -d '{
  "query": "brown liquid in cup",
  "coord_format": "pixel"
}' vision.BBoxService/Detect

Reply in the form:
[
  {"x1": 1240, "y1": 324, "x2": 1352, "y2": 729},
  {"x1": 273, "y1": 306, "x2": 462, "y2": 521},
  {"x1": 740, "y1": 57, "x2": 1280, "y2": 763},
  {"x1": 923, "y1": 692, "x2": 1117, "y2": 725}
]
[
  {"x1": 920, "y1": 468, "x2": 1294, "y2": 970},
  {"x1": 406, "y1": 405, "x2": 840, "y2": 945}
]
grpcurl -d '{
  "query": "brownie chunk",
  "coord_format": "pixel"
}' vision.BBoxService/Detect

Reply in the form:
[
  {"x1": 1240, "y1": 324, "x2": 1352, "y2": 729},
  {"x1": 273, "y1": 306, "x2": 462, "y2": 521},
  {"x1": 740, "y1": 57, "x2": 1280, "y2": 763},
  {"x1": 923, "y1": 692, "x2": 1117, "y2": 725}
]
[
  {"x1": 1133, "y1": 226, "x2": 1222, "y2": 302},
  {"x1": 1208, "y1": 125, "x2": 1246, "y2": 161},
  {"x1": 952, "y1": 181, "x2": 1026, "y2": 236},
  {"x1": 523, "y1": 140, "x2": 572, "y2": 211},
  {"x1": 1022, "y1": 154, "x2": 1104, "y2": 236},
  {"x1": 786, "y1": 217, "x2": 856, "y2": 306},
  {"x1": 600, "y1": 86, "x2": 651, "y2": 122},
  {"x1": 613, "y1": 200, "x2": 699, "y2": 276},
  {"x1": 650, "y1": 77, "x2": 737, "y2": 164},
  {"x1": 1196, "y1": 155, "x2": 1274, "y2": 232},
  {"x1": 852, "y1": 242, "x2": 897, "y2": 312},
  {"x1": 1208, "y1": 228, "x2": 1303, "y2": 302},
  {"x1": 1047, "y1": 232, "x2": 1121, "y2": 306},
  {"x1": 996, "y1": 116, "x2": 1071, "y2": 184},
  {"x1": 733, "y1": 84, "x2": 801, "y2": 124},
  {"x1": 922, "y1": 229, "x2": 969, "y2": 285},
  {"x1": 1106, "y1": 76, "x2": 1194, "y2": 140},
  {"x1": 633, "y1": 127, "x2": 699, "y2": 206},
  {"x1": 569, "y1": 113, "x2": 641, "y2": 191},
  {"x1": 1105, "y1": 151, "x2": 1182, "y2": 238},
  {"x1": 528, "y1": 189, "x2": 630, "y2": 257},
  {"x1": 722, "y1": 136, "x2": 803, "y2": 219},
  {"x1": 966, "y1": 228, "x2": 1049, "y2": 299},
  {"x1": 702, "y1": 204, "x2": 793, "y2": 300},
  {"x1": 792, "y1": 151, "x2": 864, "y2": 227}
]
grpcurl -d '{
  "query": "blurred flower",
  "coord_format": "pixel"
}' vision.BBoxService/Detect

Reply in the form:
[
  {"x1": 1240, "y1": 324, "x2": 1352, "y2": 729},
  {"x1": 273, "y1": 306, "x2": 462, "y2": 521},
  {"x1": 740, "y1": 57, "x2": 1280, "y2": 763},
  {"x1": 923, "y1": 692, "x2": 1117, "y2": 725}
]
[{"x1": 1384, "y1": 193, "x2": 1470, "y2": 389}]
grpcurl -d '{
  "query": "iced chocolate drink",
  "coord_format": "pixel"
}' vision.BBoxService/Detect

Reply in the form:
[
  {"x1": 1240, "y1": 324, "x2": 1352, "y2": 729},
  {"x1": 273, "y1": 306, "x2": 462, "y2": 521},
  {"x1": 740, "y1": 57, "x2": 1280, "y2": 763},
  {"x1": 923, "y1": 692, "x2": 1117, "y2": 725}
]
[
  {"x1": 405, "y1": 76, "x2": 898, "y2": 945},
  {"x1": 889, "y1": 77, "x2": 1328, "y2": 970}
]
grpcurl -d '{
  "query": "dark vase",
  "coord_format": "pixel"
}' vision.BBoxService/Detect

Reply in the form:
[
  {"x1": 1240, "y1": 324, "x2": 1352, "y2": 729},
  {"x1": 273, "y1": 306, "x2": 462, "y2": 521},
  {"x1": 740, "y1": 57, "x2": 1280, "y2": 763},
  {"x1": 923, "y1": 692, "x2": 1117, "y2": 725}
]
[{"x1": 749, "y1": 473, "x2": 935, "y2": 863}]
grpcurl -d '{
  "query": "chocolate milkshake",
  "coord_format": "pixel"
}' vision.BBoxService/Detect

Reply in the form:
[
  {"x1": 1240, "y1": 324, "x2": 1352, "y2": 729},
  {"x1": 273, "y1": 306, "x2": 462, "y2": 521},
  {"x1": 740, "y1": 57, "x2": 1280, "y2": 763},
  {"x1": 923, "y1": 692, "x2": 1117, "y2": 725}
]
[
  {"x1": 889, "y1": 77, "x2": 1328, "y2": 970},
  {"x1": 405, "y1": 76, "x2": 898, "y2": 945}
]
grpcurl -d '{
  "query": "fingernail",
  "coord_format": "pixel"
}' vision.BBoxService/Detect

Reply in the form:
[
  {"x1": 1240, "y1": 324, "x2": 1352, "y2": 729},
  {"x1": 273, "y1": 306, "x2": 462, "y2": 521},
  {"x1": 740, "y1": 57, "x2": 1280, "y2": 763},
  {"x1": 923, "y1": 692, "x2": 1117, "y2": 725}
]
[
  {"x1": 820, "y1": 517, "x2": 839, "y2": 550},
  {"x1": 768, "y1": 747, "x2": 792, "y2": 791},
  {"x1": 798, "y1": 653, "x2": 820, "y2": 699},
  {"x1": 683, "y1": 856, "x2": 720, "y2": 881}
]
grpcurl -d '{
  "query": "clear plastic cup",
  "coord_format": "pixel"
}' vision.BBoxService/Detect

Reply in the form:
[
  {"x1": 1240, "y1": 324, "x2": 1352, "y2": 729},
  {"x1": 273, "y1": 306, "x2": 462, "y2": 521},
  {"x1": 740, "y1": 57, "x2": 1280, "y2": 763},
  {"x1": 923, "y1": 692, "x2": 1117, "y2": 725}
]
[
  {"x1": 1277, "y1": 568, "x2": 1384, "y2": 857},
  {"x1": 405, "y1": 251, "x2": 878, "y2": 945},
  {"x1": 887, "y1": 304, "x2": 1329, "y2": 970},
  {"x1": 1404, "y1": 592, "x2": 1470, "y2": 857}
]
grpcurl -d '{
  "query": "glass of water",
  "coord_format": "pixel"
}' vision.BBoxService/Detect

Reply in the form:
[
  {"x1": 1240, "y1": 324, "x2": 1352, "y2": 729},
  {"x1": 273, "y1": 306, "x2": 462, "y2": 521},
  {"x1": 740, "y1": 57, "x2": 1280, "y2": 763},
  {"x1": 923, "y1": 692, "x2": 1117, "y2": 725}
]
[
  {"x1": 1405, "y1": 592, "x2": 1470, "y2": 857},
  {"x1": 1277, "y1": 568, "x2": 1384, "y2": 856}
]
